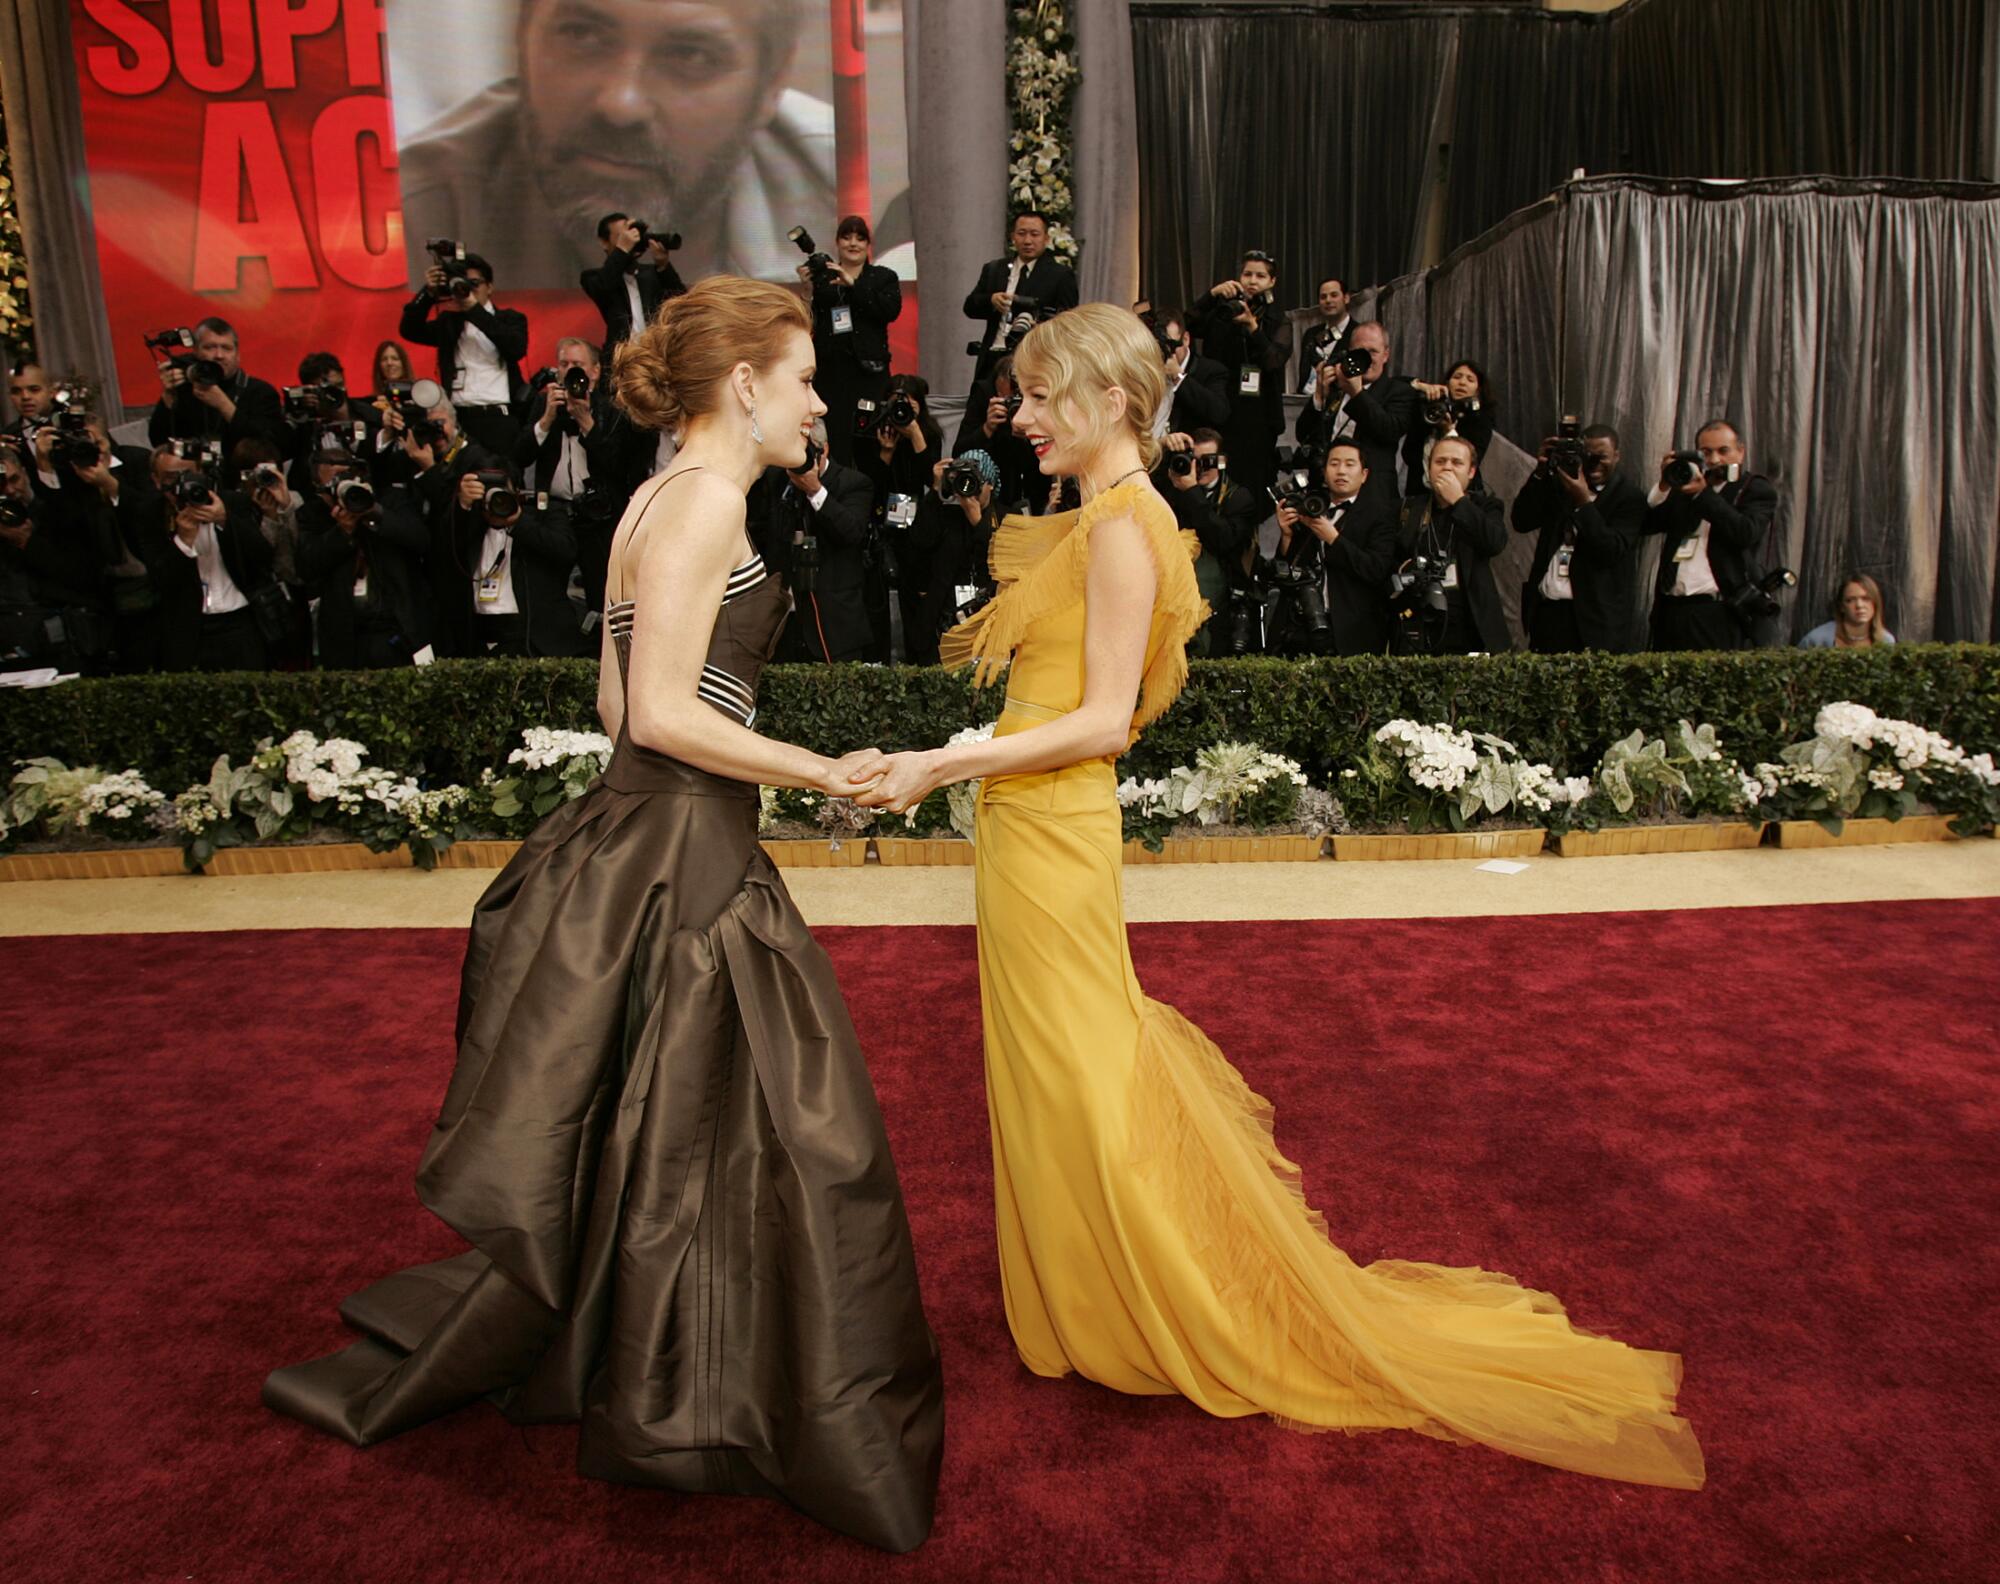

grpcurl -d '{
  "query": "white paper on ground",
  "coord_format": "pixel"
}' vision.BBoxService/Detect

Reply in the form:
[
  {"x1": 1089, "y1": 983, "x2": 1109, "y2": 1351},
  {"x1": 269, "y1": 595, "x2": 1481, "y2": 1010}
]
[
  {"x1": 1475, "y1": 858, "x2": 1530, "y2": 875},
  {"x1": 0, "y1": 668, "x2": 71, "y2": 688},
  {"x1": 411, "y1": 644, "x2": 436, "y2": 666}
]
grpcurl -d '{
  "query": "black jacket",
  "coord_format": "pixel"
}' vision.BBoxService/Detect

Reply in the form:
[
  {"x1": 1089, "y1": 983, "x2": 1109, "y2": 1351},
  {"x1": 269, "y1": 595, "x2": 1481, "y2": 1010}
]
[
  {"x1": 1166, "y1": 353, "x2": 1233, "y2": 437},
  {"x1": 510, "y1": 388, "x2": 626, "y2": 501},
  {"x1": 397, "y1": 294, "x2": 531, "y2": 408},
  {"x1": 1512, "y1": 469, "x2": 1646, "y2": 652},
  {"x1": 1394, "y1": 489, "x2": 1511, "y2": 653},
  {"x1": 295, "y1": 488, "x2": 433, "y2": 667},
  {"x1": 147, "y1": 372, "x2": 287, "y2": 463},
  {"x1": 1400, "y1": 406, "x2": 1496, "y2": 494},
  {"x1": 1642, "y1": 472, "x2": 1779, "y2": 601},
  {"x1": 908, "y1": 487, "x2": 996, "y2": 654},
  {"x1": 1314, "y1": 493, "x2": 1398, "y2": 657},
  {"x1": 1297, "y1": 319, "x2": 1353, "y2": 390},
  {"x1": 579, "y1": 253, "x2": 686, "y2": 349},
  {"x1": 962, "y1": 254, "x2": 1080, "y2": 351},
  {"x1": 752, "y1": 460, "x2": 875, "y2": 662},
  {"x1": 1187, "y1": 292, "x2": 1292, "y2": 441},
  {"x1": 438, "y1": 493, "x2": 585, "y2": 658},
  {"x1": 952, "y1": 394, "x2": 1041, "y2": 515},
  {"x1": 138, "y1": 491, "x2": 276, "y2": 669},
  {"x1": 1300, "y1": 374, "x2": 1417, "y2": 517},
  {"x1": 811, "y1": 263, "x2": 903, "y2": 377}
]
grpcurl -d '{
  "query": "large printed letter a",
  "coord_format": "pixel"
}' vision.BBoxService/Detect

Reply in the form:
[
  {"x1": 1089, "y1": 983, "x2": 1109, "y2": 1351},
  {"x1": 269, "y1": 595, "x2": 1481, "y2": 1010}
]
[{"x1": 192, "y1": 101, "x2": 320, "y2": 292}]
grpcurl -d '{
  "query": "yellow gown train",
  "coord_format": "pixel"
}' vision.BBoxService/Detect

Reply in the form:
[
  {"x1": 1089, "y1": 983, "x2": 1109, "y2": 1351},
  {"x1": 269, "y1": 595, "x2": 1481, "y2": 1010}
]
[{"x1": 938, "y1": 480, "x2": 1705, "y2": 1492}]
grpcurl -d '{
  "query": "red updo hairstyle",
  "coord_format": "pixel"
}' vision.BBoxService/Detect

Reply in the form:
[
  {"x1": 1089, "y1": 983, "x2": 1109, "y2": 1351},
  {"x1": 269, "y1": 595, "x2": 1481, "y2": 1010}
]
[{"x1": 611, "y1": 275, "x2": 811, "y2": 434}]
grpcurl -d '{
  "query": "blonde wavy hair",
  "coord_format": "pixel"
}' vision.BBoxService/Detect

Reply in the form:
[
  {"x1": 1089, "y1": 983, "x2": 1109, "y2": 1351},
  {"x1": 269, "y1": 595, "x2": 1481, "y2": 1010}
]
[{"x1": 1014, "y1": 303, "x2": 1167, "y2": 474}]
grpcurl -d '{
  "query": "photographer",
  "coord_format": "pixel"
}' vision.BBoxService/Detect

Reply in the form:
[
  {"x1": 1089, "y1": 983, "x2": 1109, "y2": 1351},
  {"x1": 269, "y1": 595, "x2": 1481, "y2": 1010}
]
[
  {"x1": 514, "y1": 338, "x2": 633, "y2": 614},
  {"x1": 907, "y1": 449, "x2": 1002, "y2": 666},
  {"x1": 5, "y1": 364, "x2": 70, "y2": 496},
  {"x1": 1188, "y1": 250, "x2": 1293, "y2": 496},
  {"x1": 1512, "y1": 421, "x2": 1645, "y2": 654},
  {"x1": 140, "y1": 443, "x2": 277, "y2": 672},
  {"x1": 56, "y1": 420, "x2": 168, "y2": 671},
  {"x1": 581, "y1": 213, "x2": 687, "y2": 351},
  {"x1": 856, "y1": 374, "x2": 943, "y2": 662},
  {"x1": 952, "y1": 353, "x2": 1040, "y2": 514},
  {"x1": 1402, "y1": 362, "x2": 1496, "y2": 499},
  {"x1": 751, "y1": 420, "x2": 874, "y2": 663},
  {"x1": 1278, "y1": 439, "x2": 1395, "y2": 657},
  {"x1": 0, "y1": 449, "x2": 112, "y2": 673},
  {"x1": 441, "y1": 463, "x2": 584, "y2": 658},
  {"x1": 296, "y1": 453, "x2": 434, "y2": 669},
  {"x1": 1157, "y1": 428, "x2": 1262, "y2": 655},
  {"x1": 145, "y1": 319, "x2": 286, "y2": 466},
  {"x1": 281, "y1": 352, "x2": 372, "y2": 474},
  {"x1": 1297, "y1": 322, "x2": 1413, "y2": 515},
  {"x1": 1153, "y1": 310, "x2": 1231, "y2": 440},
  {"x1": 963, "y1": 210, "x2": 1079, "y2": 383},
  {"x1": 1297, "y1": 276, "x2": 1354, "y2": 389},
  {"x1": 1643, "y1": 419, "x2": 1782, "y2": 651},
  {"x1": 798, "y1": 216, "x2": 903, "y2": 466},
  {"x1": 398, "y1": 248, "x2": 530, "y2": 457},
  {"x1": 1389, "y1": 434, "x2": 1508, "y2": 656}
]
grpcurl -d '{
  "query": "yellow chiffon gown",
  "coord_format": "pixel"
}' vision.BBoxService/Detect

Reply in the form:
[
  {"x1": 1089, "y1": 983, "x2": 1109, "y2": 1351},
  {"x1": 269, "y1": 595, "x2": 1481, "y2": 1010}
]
[{"x1": 938, "y1": 479, "x2": 1705, "y2": 1491}]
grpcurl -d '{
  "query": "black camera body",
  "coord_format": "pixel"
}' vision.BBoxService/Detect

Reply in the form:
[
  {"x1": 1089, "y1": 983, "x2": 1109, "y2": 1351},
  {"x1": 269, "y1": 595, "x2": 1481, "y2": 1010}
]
[
  {"x1": 52, "y1": 410, "x2": 100, "y2": 472},
  {"x1": 145, "y1": 327, "x2": 225, "y2": 388},
  {"x1": 425, "y1": 238, "x2": 479, "y2": 302},
  {"x1": 1425, "y1": 395, "x2": 1481, "y2": 432},
  {"x1": 332, "y1": 476, "x2": 377, "y2": 517},
  {"x1": 939, "y1": 459, "x2": 986, "y2": 502},
  {"x1": 474, "y1": 469, "x2": 522, "y2": 522},
  {"x1": 626, "y1": 219, "x2": 683, "y2": 258},
  {"x1": 171, "y1": 471, "x2": 219, "y2": 511},
  {"x1": 167, "y1": 438, "x2": 223, "y2": 470},
  {"x1": 1268, "y1": 451, "x2": 1330, "y2": 519},
  {"x1": 1546, "y1": 414, "x2": 1588, "y2": 476},
  {"x1": 788, "y1": 226, "x2": 838, "y2": 289},
  {"x1": 1334, "y1": 345, "x2": 1372, "y2": 380},
  {"x1": 879, "y1": 393, "x2": 919, "y2": 433},
  {"x1": 1725, "y1": 565, "x2": 1796, "y2": 624},
  {"x1": 1165, "y1": 451, "x2": 1198, "y2": 478},
  {"x1": 966, "y1": 293, "x2": 1049, "y2": 357},
  {"x1": 1662, "y1": 450, "x2": 1704, "y2": 488},
  {"x1": 283, "y1": 384, "x2": 345, "y2": 425},
  {"x1": 0, "y1": 497, "x2": 29, "y2": 529}
]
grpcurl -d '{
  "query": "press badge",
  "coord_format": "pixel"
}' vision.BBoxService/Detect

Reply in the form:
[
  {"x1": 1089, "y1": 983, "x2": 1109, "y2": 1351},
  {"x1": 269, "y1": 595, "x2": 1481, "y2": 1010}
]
[
  {"x1": 1673, "y1": 536, "x2": 1699, "y2": 562},
  {"x1": 1239, "y1": 366, "x2": 1262, "y2": 396},
  {"x1": 831, "y1": 306, "x2": 854, "y2": 335},
  {"x1": 886, "y1": 493, "x2": 917, "y2": 529},
  {"x1": 352, "y1": 572, "x2": 369, "y2": 600},
  {"x1": 1441, "y1": 562, "x2": 1460, "y2": 590},
  {"x1": 477, "y1": 549, "x2": 506, "y2": 603},
  {"x1": 199, "y1": 578, "x2": 211, "y2": 614}
]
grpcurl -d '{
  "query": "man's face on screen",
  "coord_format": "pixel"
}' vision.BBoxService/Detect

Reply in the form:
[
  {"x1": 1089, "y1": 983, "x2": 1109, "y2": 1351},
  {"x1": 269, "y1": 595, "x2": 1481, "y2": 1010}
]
[{"x1": 518, "y1": 0, "x2": 790, "y2": 232}]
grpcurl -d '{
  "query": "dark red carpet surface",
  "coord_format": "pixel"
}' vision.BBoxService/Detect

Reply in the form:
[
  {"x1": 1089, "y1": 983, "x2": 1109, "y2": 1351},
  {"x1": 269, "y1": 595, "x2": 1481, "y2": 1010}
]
[{"x1": 5, "y1": 900, "x2": 1999, "y2": 1583}]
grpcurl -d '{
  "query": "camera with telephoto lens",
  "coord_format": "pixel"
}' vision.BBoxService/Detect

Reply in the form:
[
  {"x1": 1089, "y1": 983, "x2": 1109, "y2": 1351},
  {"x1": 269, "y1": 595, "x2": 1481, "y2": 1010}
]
[
  {"x1": 425, "y1": 238, "x2": 479, "y2": 302},
  {"x1": 966, "y1": 295, "x2": 1047, "y2": 357},
  {"x1": 144, "y1": 327, "x2": 225, "y2": 388},
  {"x1": 625, "y1": 219, "x2": 682, "y2": 257},
  {"x1": 939, "y1": 458, "x2": 987, "y2": 503},
  {"x1": 788, "y1": 226, "x2": 838, "y2": 289},
  {"x1": 1725, "y1": 565, "x2": 1796, "y2": 624},
  {"x1": 317, "y1": 420, "x2": 368, "y2": 455},
  {"x1": 1252, "y1": 552, "x2": 1331, "y2": 655},
  {"x1": 1388, "y1": 553, "x2": 1450, "y2": 618},
  {"x1": 474, "y1": 469, "x2": 521, "y2": 521},
  {"x1": 1662, "y1": 450, "x2": 1706, "y2": 488},
  {"x1": 1425, "y1": 395, "x2": 1481, "y2": 432},
  {"x1": 1547, "y1": 414, "x2": 1588, "y2": 477},
  {"x1": 1268, "y1": 450, "x2": 1331, "y2": 519},
  {"x1": 171, "y1": 471, "x2": 218, "y2": 511}
]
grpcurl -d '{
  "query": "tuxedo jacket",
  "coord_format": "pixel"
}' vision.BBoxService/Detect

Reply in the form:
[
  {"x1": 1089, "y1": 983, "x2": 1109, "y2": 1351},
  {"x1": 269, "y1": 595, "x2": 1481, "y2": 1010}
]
[
  {"x1": 510, "y1": 389, "x2": 625, "y2": 501},
  {"x1": 1187, "y1": 293, "x2": 1293, "y2": 437},
  {"x1": 138, "y1": 492, "x2": 276, "y2": 668},
  {"x1": 1511, "y1": 469, "x2": 1646, "y2": 651},
  {"x1": 961, "y1": 255, "x2": 1080, "y2": 348},
  {"x1": 1394, "y1": 489, "x2": 1512, "y2": 652},
  {"x1": 811, "y1": 263, "x2": 903, "y2": 376},
  {"x1": 1315, "y1": 493, "x2": 1398, "y2": 657},
  {"x1": 579, "y1": 254, "x2": 686, "y2": 349},
  {"x1": 397, "y1": 295, "x2": 531, "y2": 409},
  {"x1": 1642, "y1": 473, "x2": 1779, "y2": 600},
  {"x1": 1167, "y1": 354, "x2": 1232, "y2": 436},
  {"x1": 752, "y1": 460, "x2": 875, "y2": 662},
  {"x1": 437, "y1": 494, "x2": 585, "y2": 658},
  {"x1": 295, "y1": 488, "x2": 433, "y2": 666},
  {"x1": 147, "y1": 372, "x2": 287, "y2": 460}
]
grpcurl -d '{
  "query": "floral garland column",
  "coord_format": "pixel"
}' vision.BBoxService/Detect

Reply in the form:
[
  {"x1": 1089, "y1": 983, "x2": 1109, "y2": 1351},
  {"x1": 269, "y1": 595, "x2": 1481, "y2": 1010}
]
[
  {"x1": 0, "y1": 79, "x2": 35, "y2": 368},
  {"x1": 1007, "y1": 0, "x2": 1081, "y2": 266}
]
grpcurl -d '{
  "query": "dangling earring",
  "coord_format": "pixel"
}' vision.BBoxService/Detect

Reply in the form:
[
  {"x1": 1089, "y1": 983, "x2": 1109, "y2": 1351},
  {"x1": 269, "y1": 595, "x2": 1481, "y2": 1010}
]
[{"x1": 747, "y1": 401, "x2": 764, "y2": 445}]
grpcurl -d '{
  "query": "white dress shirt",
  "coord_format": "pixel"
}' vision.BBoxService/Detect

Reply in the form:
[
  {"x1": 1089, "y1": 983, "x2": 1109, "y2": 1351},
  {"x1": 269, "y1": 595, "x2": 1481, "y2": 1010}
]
[
  {"x1": 475, "y1": 525, "x2": 520, "y2": 617},
  {"x1": 453, "y1": 320, "x2": 512, "y2": 407},
  {"x1": 174, "y1": 520, "x2": 249, "y2": 613}
]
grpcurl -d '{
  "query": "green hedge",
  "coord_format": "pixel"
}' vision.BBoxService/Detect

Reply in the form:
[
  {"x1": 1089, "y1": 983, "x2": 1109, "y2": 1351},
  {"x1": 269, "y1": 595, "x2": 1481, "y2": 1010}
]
[{"x1": 4, "y1": 647, "x2": 1997, "y2": 794}]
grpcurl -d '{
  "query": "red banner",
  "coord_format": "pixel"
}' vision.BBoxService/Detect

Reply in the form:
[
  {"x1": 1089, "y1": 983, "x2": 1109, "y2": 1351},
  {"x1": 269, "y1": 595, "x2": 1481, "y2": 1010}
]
[{"x1": 70, "y1": 0, "x2": 917, "y2": 407}]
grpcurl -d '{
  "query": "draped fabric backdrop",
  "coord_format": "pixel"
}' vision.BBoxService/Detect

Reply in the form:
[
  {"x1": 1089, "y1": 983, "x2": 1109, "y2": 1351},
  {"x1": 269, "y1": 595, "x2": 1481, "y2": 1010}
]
[
  {"x1": 1365, "y1": 177, "x2": 2000, "y2": 646},
  {"x1": 1074, "y1": 0, "x2": 1143, "y2": 311}
]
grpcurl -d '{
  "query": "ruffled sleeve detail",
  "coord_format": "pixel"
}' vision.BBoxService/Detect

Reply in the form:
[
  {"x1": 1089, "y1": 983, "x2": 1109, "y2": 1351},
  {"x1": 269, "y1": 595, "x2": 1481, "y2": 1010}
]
[{"x1": 937, "y1": 479, "x2": 1209, "y2": 739}]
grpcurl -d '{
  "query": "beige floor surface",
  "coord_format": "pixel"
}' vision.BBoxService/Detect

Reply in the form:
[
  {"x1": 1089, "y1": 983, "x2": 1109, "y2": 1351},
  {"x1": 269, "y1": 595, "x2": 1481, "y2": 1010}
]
[{"x1": 5, "y1": 839, "x2": 1998, "y2": 934}]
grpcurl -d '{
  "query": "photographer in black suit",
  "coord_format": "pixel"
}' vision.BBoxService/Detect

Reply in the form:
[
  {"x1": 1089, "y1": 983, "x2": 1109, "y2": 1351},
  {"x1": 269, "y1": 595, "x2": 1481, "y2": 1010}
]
[
  {"x1": 145, "y1": 319, "x2": 286, "y2": 469},
  {"x1": 1158, "y1": 428, "x2": 1263, "y2": 655},
  {"x1": 398, "y1": 250, "x2": 530, "y2": 458},
  {"x1": 801, "y1": 216, "x2": 903, "y2": 466},
  {"x1": 139, "y1": 445, "x2": 277, "y2": 672},
  {"x1": 1389, "y1": 434, "x2": 1509, "y2": 656},
  {"x1": 963, "y1": 211, "x2": 1080, "y2": 384},
  {"x1": 441, "y1": 463, "x2": 584, "y2": 659},
  {"x1": 909, "y1": 449, "x2": 1001, "y2": 665},
  {"x1": 1643, "y1": 419, "x2": 1782, "y2": 651},
  {"x1": 953, "y1": 354, "x2": 1039, "y2": 515},
  {"x1": 1297, "y1": 322, "x2": 1414, "y2": 516},
  {"x1": 1153, "y1": 310, "x2": 1231, "y2": 441},
  {"x1": 1296, "y1": 276, "x2": 1354, "y2": 393},
  {"x1": 513, "y1": 338, "x2": 631, "y2": 618},
  {"x1": 295, "y1": 454, "x2": 433, "y2": 669},
  {"x1": 1401, "y1": 362, "x2": 1496, "y2": 499},
  {"x1": 1512, "y1": 422, "x2": 1645, "y2": 653},
  {"x1": 1284, "y1": 439, "x2": 1395, "y2": 657},
  {"x1": 0, "y1": 448, "x2": 111, "y2": 673},
  {"x1": 1188, "y1": 250, "x2": 1293, "y2": 496},
  {"x1": 580, "y1": 214, "x2": 686, "y2": 352},
  {"x1": 752, "y1": 421, "x2": 875, "y2": 663}
]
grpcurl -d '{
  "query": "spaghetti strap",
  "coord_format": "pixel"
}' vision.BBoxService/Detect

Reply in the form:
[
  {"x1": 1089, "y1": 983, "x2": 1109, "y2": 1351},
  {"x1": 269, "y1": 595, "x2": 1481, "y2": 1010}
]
[{"x1": 606, "y1": 466, "x2": 708, "y2": 606}]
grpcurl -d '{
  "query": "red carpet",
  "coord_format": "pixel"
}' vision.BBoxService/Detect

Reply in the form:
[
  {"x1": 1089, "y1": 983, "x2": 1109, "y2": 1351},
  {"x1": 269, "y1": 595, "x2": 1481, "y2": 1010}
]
[{"x1": 5, "y1": 900, "x2": 1998, "y2": 1583}]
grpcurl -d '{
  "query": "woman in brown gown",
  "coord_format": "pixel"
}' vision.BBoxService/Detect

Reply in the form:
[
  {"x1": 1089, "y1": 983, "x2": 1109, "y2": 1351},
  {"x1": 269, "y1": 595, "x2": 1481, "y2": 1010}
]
[{"x1": 264, "y1": 278, "x2": 945, "y2": 1554}]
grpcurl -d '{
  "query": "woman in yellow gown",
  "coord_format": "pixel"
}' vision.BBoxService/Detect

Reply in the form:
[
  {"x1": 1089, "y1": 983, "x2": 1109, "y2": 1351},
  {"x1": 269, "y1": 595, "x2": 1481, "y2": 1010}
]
[{"x1": 858, "y1": 305, "x2": 1704, "y2": 1492}]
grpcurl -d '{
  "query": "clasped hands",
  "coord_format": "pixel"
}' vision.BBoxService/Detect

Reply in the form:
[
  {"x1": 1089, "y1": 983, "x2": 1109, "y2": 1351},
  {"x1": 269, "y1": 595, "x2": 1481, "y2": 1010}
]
[{"x1": 820, "y1": 746, "x2": 946, "y2": 815}]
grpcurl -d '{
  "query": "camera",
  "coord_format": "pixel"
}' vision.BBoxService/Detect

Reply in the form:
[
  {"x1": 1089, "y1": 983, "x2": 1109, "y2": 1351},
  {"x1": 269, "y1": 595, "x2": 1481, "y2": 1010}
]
[
  {"x1": 788, "y1": 226, "x2": 838, "y2": 288},
  {"x1": 0, "y1": 497, "x2": 28, "y2": 529},
  {"x1": 626, "y1": 219, "x2": 682, "y2": 257},
  {"x1": 379, "y1": 379, "x2": 414, "y2": 404},
  {"x1": 939, "y1": 458, "x2": 986, "y2": 502},
  {"x1": 333, "y1": 476, "x2": 377, "y2": 516},
  {"x1": 1334, "y1": 345, "x2": 1372, "y2": 380},
  {"x1": 878, "y1": 393, "x2": 919, "y2": 433},
  {"x1": 144, "y1": 327, "x2": 224, "y2": 388},
  {"x1": 52, "y1": 411, "x2": 100, "y2": 472},
  {"x1": 1662, "y1": 450, "x2": 1704, "y2": 488},
  {"x1": 790, "y1": 526, "x2": 819, "y2": 594},
  {"x1": 425, "y1": 238, "x2": 479, "y2": 302},
  {"x1": 1268, "y1": 451, "x2": 1330, "y2": 519},
  {"x1": 966, "y1": 294, "x2": 1048, "y2": 357},
  {"x1": 283, "y1": 384, "x2": 345, "y2": 424},
  {"x1": 1165, "y1": 451, "x2": 1198, "y2": 478},
  {"x1": 248, "y1": 463, "x2": 287, "y2": 493},
  {"x1": 171, "y1": 471, "x2": 218, "y2": 511},
  {"x1": 1547, "y1": 414, "x2": 1587, "y2": 476},
  {"x1": 474, "y1": 469, "x2": 521, "y2": 521},
  {"x1": 800, "y1": 436, "x2": 824, "y2": 473},
  {"x1": 1725, "y1": 565, "x2": 1797, "y2": 624},
  {"x1": 1424, "y1": 395, "x2": 1481, "y2": 432},
  {"x1": 1387, "y1": 554, "x2": 1452, "y2": 655},
  {"x1": 168, "y1": 438, "x2": 223, "y2": 469},
  {"x1": 317, "y1": 420, "x2": 369, "y2": 454}
]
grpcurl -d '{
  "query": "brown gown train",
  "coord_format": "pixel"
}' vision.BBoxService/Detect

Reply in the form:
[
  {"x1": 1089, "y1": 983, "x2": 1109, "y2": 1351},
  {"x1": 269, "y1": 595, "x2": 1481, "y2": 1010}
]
[{"x1": 263, "y1": 550, "x2": 945, "y2": 1554}]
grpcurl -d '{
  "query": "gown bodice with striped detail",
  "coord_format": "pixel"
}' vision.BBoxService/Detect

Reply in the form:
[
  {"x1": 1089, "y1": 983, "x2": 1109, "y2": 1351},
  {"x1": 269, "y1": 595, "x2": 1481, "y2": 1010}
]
[{"x1": 606, "y1": 551, "x2": 788, "y2": 729}]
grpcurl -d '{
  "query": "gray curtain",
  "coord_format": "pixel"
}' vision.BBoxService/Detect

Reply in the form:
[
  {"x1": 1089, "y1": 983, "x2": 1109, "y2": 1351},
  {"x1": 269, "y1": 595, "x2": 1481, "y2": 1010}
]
[
  {"x1": 1073, "y1": 0, "x2": 1141, "y2": 308},
  {"x1": 1363, "y1": 176, "x2": 2000, "y2": 646},
  {"x1": 904, "y1": 0, "x2": 1011, "y2": 391},
  {"x1": 0, "y1": 0, "x2": 120, "y2": 414}
]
